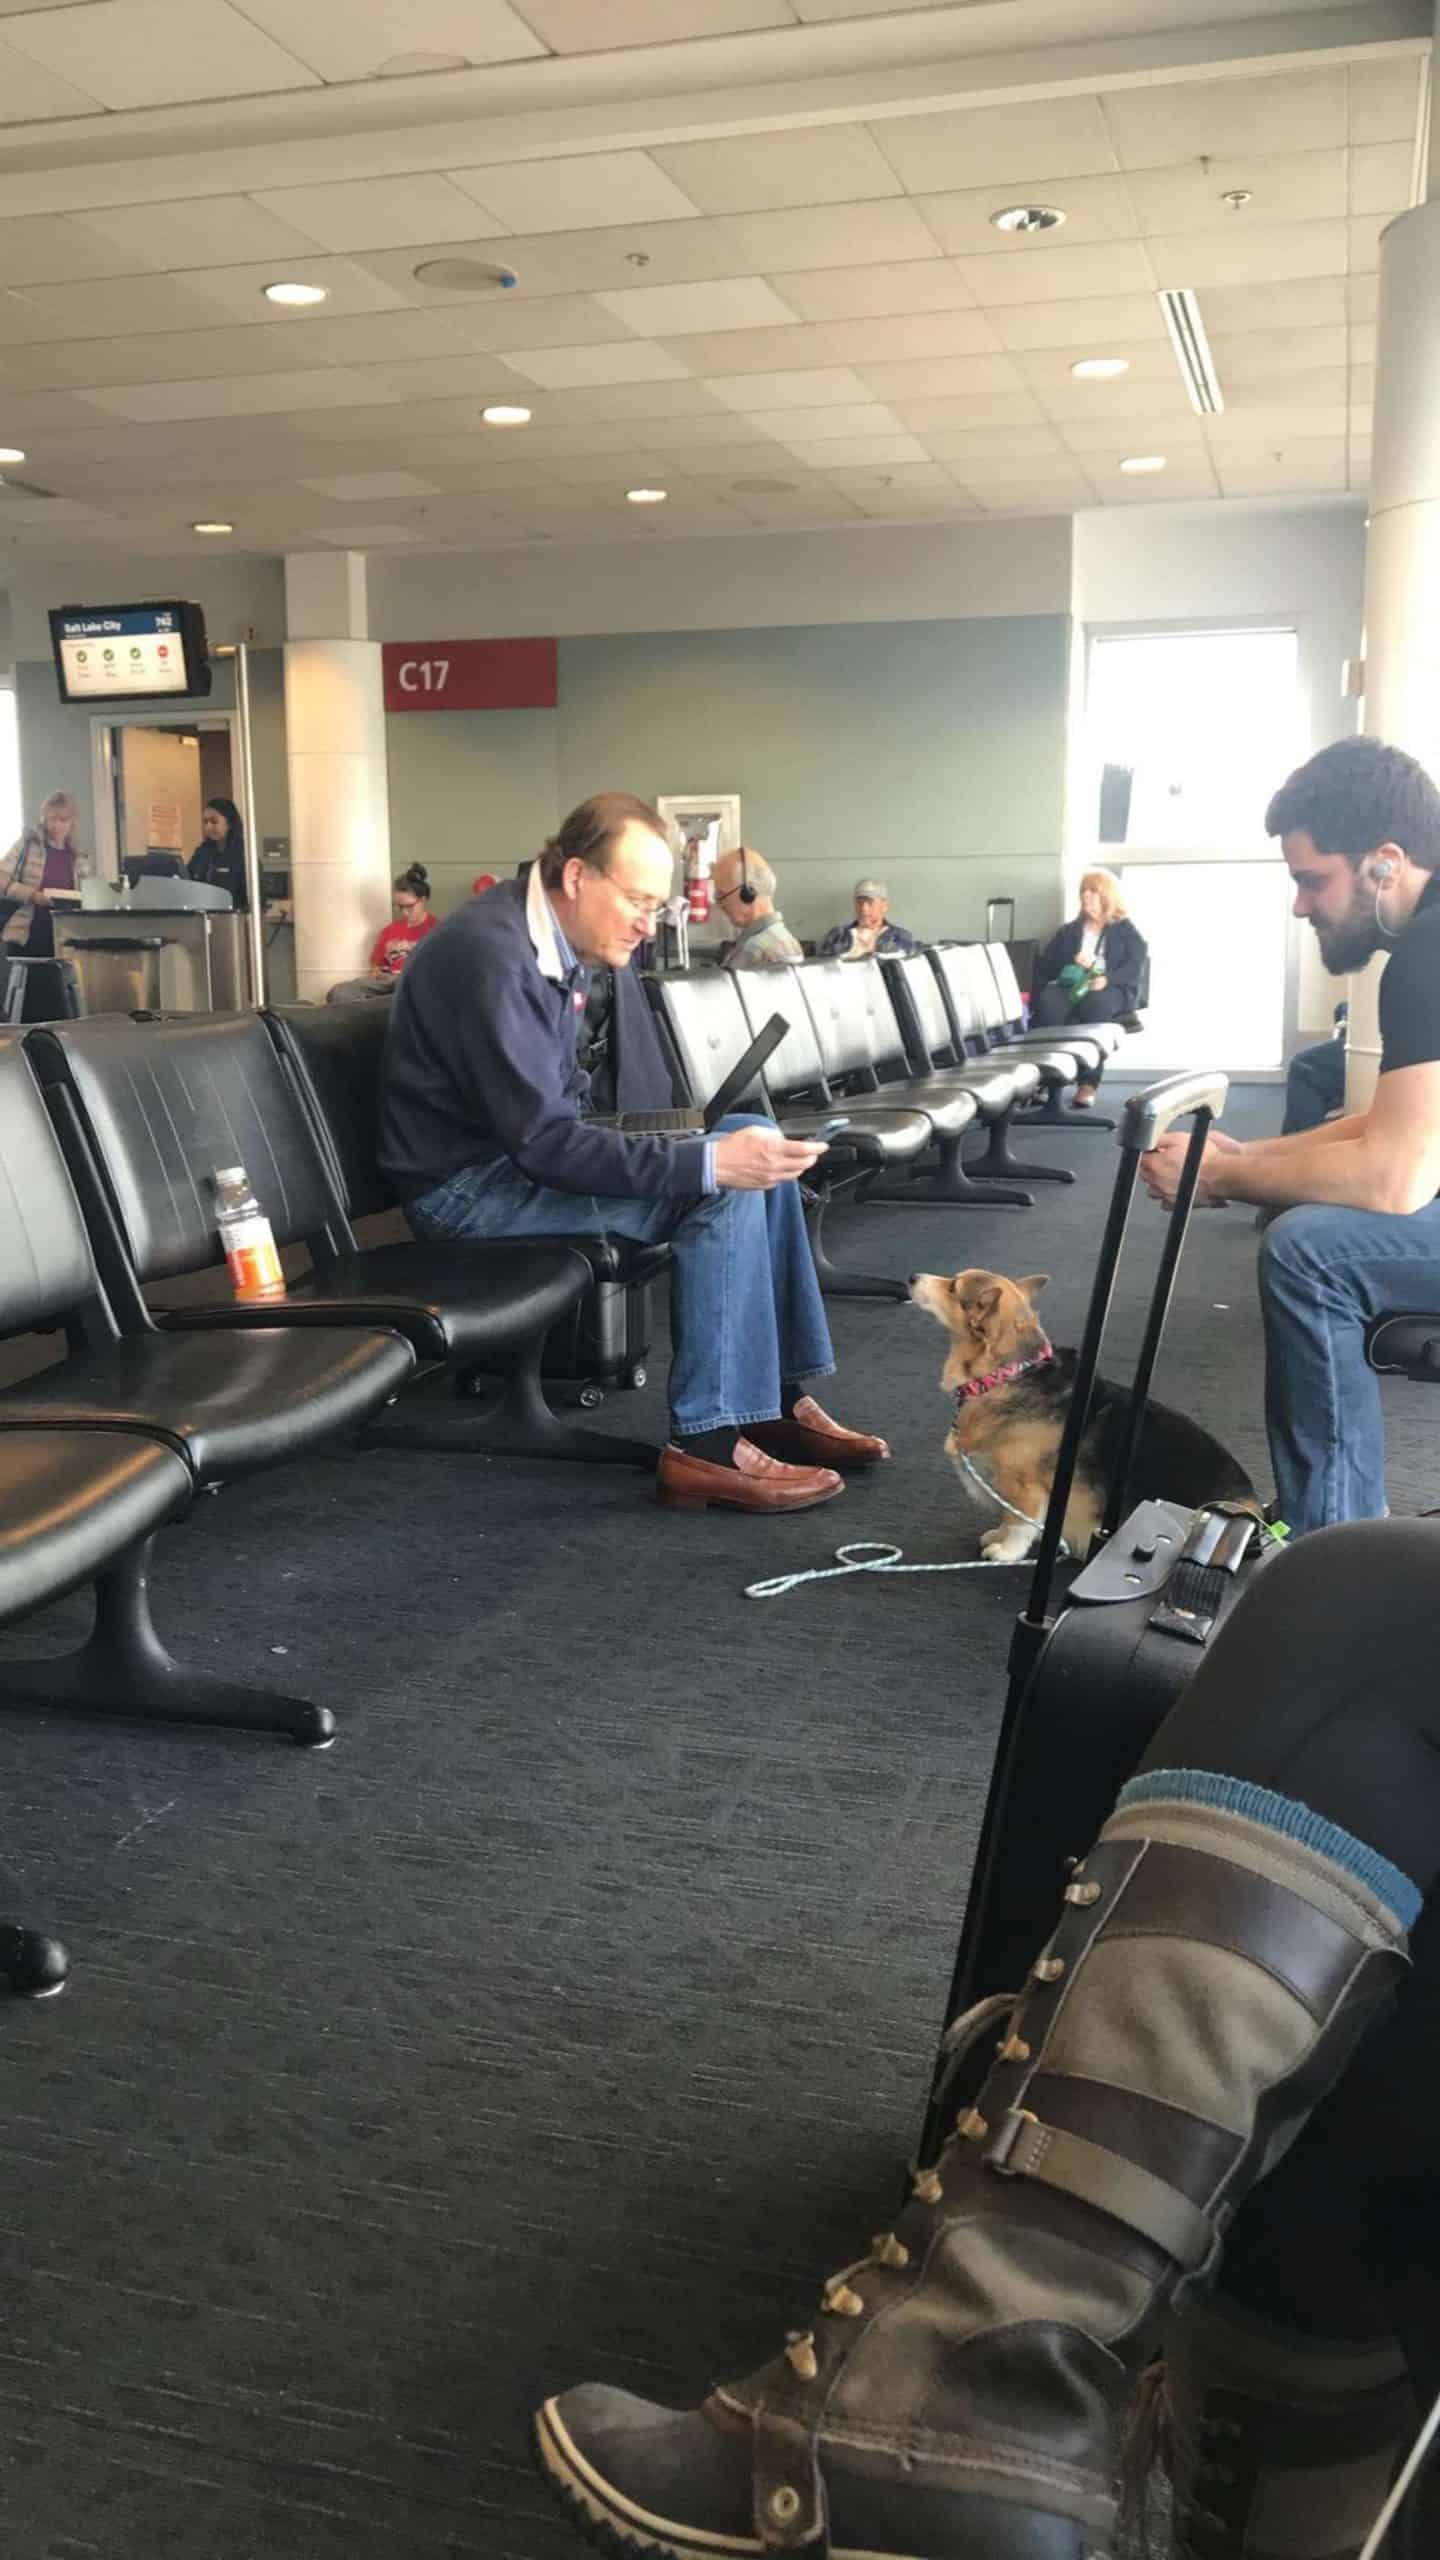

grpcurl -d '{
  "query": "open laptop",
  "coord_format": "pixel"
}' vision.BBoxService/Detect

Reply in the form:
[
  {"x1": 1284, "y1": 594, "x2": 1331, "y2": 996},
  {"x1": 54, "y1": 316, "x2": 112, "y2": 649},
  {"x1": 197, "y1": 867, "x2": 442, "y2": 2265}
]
[{"x1": 605, "y1": 1012, "x2": 790, "y2": 1135}]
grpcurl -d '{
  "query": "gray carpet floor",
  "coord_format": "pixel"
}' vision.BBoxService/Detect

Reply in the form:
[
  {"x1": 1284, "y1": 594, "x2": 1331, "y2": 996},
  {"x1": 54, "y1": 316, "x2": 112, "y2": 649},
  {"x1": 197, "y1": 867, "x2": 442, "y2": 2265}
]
[{"x1": 1, "y1": 1084, "x2": 1434, "y2": 2558}]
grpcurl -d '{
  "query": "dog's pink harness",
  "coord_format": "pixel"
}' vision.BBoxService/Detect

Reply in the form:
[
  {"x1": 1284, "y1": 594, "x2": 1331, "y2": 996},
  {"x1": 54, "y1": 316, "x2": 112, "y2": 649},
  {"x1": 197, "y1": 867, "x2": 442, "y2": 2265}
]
[{"x1": 953, "y1": 1341, "x2": 1055, "y2": 1405}]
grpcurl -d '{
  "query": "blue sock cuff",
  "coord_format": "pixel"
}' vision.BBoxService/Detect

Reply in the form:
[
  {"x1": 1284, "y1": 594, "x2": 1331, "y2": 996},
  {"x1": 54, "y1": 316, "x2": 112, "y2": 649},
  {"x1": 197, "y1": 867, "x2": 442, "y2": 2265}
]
[{"x1": 1117, "y1": 1769, "x2": 1421, "y2": 1931}]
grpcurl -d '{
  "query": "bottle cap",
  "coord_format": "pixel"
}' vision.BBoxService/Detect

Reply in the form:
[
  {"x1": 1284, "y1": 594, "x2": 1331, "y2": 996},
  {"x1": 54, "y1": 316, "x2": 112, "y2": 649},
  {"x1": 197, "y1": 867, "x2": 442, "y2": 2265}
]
[{"x1": 214, "y1": 1165, "x2": 246, "y2": 1183}]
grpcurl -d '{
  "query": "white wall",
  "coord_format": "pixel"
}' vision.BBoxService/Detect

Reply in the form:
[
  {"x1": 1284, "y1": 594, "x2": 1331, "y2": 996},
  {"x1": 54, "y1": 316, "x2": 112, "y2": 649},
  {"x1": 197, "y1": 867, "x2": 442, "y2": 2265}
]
[
  {"x1": 369, "y1": 515, "x2": 1073, "y2": 640},
  {"x1": 3, "y1": 556, "x2": 286, "y2": 661}
]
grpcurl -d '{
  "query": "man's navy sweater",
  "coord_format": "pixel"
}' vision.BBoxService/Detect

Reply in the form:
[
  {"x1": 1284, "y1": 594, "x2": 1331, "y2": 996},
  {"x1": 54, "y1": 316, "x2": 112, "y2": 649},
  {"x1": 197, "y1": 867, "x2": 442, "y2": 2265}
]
[{"x1": 378, "y1": 878, "x2": 709, "y2": 1203}]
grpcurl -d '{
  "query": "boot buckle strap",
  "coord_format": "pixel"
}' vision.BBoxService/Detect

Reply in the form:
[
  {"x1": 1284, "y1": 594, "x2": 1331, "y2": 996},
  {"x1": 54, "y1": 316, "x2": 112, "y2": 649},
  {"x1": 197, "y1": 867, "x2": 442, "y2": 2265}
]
[{"x1": 985, "y1": 2107, "x2": 1214, "y2": 2273}]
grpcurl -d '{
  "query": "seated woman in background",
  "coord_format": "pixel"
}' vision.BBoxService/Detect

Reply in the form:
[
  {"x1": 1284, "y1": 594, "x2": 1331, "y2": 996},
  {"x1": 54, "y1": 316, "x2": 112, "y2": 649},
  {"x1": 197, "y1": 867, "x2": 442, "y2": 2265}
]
[
  {"x1": 0, "y1": 787, "x2": 89, "y2": 1021},
  {"x1": 1030, "y1": 865, "x2": 1147, "y2": 1106},
  {"x1": 188, "y1": 796, "x2": 247, "y2": 907},
  {"x1": 327, "y1": 864, "x2": 439, "y2": 1004}
]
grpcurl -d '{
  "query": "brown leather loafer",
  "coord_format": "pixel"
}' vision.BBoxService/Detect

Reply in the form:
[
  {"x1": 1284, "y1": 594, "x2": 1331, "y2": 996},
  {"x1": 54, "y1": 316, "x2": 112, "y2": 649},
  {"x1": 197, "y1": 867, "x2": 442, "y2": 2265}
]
[
  {"x1": 657, "y1": 1435, "x2": 844, "y2": 1514},
  {"x1": 745, "y1": 1394, "x2": 891, "y2": 1471}
]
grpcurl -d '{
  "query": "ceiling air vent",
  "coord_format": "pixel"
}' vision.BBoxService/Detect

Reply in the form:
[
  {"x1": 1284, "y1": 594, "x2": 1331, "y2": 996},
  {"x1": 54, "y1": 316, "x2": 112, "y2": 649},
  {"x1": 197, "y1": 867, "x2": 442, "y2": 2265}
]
[
  {"x1": 1159, "y1": 287, "x2": 1224, "y2": 416},
  {"x1": 412, "y1": 258, "x2": 518, "y2": 293}
]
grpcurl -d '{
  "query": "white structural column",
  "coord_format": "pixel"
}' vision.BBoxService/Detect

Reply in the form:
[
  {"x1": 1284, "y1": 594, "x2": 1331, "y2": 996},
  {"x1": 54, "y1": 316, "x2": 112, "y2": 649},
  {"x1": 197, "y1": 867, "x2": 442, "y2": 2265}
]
[
  {"x1": 1348, "y1": 87, "x2": 1440, "y2": 1105},
  {"x1": 283, "y1": 551, "x2": 392, "y2": 1006}
]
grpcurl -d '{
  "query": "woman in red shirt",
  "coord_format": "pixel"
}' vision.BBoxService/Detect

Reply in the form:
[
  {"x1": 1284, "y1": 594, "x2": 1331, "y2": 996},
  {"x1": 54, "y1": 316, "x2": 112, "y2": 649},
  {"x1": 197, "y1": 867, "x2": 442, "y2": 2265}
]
[{"x1": 367, "y1": 864, "x2": 438, "y2": 986}]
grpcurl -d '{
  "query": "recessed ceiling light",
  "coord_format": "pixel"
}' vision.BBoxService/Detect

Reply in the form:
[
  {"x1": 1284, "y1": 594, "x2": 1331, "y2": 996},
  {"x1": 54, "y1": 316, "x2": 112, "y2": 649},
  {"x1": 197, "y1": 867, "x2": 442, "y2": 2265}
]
[
  {"x1": 413, "y1": 257, "x2": 517, "y2": 293},
  {"x1": 0, "y1": 444, "x2": 26, "y2": 465},
  {"x1": 1070, "y1": 357, "x2": 1130, "y2": 381},
  {"x1": 990, "y1": 204, "x2": 1066, "y2": 235},
  {"x1": 482, "y1": 404, "x2": 531, "y2": 426},
  {"x1": 192, "y1": 519, "x2": 234, "y2": 534},
  {"x1": 264, "y1": 280, "x2": 328, "y2": 307},
  {"x1": 1119, "y1": 454, "x2": 1167, "y2": 473},
  {"x1": 626, "y1": 487, "x2": 667, "y2": 504}
]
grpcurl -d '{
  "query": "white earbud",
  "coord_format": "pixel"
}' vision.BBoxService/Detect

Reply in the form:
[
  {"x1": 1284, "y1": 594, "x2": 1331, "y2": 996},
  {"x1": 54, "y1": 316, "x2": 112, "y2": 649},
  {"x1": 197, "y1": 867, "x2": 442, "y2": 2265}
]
[{"x1": 1373, "y1": 857, "x2": 1397, "y2": 878}]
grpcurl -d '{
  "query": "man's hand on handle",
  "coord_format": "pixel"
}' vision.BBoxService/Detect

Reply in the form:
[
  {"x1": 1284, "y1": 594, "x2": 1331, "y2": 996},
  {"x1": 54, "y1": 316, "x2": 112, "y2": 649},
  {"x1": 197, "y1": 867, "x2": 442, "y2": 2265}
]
[
  {"x1": 713, "y1": 1126, "x2": 825, "y2": 1191},
  {"x1": 1142, "y1": 1127, "x2": 1241, "y2": 1210}
]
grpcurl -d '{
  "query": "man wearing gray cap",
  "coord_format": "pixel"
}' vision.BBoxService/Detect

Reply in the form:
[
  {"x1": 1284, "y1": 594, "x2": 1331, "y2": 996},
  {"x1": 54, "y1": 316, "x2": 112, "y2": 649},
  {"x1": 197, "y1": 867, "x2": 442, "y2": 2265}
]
[{"x1": 821, "y1": 877, "x2": 919, "y2": 961}]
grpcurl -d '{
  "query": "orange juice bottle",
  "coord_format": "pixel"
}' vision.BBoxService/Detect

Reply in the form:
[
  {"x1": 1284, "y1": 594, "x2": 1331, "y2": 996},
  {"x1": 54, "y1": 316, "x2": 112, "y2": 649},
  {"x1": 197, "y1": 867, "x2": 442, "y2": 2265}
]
[{"x1": 214, "y1": 1165, "x2": 285, "y2": 1302}]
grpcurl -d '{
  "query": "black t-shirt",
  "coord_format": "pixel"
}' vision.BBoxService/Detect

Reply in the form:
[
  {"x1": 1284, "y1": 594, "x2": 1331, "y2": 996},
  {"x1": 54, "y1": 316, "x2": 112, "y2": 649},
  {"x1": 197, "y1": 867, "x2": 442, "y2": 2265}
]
[{"x1": 1379, "y1": 875, "x2": 1440, "y2": 1074}]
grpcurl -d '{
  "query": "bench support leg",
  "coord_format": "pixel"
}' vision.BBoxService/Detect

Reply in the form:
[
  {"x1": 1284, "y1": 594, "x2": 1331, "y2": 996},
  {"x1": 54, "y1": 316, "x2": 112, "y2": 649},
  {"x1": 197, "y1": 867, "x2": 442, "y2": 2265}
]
[
  {"x1": 860, "y1": 1131, "x2": 1033, "y2": 1210},
  {"x1": 0, "y1": 1924, "x2": 68, "y2": 1997},
  {"x1": 971, "y1": 1104, "x2": 1076, "y2": 1187},
  {"x1": 0, "y1": 1539, "x2": 334, "y2": 1748},
  {"x1": 368, "y1": 1346, "x2": 658, "y2": 1468},
  {"x1": 806, "y1": 1185, "x2": 910, "y2": 1302}
]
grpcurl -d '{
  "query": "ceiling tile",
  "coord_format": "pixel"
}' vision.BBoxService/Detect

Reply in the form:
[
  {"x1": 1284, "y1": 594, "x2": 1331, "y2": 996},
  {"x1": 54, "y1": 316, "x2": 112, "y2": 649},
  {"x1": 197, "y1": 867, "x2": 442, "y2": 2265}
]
[
  {"x1": 504, "y1": 0, "x2": 794, "y2": 43},
  {"x1": 1100, "y1": 71, "x2": 1347, "y2": 170},
  {"x1": 1206, "y1": 386, "x2": 1348, "y2": 440},
  {"x1": 1208, "y1": 325, "x2": 1347, "y2": 385},
  {"x1": 899, "y1": 394, "x2": 1050, "y2": 437},
  {"x1": 1350, "y1": 141, "x2": 1415, "y2": 217},
  {"x1": 780, "y1": 431, "x2": 930, "y2": 468},
  {"x1": 1348, "y1": 57, "x2": 1423, "y2": 147},
  {"x1": 500, "y1": 340, "x2": 691, "y2": 387},
  {"x1": 957, "y1": 240, "x2": 1155, "y2": 308},
  {"x1": 1199, "y1": 276, "x2": 1348, "y2": 335},
  {"x1": 0, "y1": 214, "x2": 147, "y2": 285},
  {"x1": 366, "y1": 217, "x2": 749, "y2": 298},
  {"x1": 168, "y1": 256, "x2": 411, "y2": 321},
  {"x1": 1012, "y1": 340, "x2": 1175, "y2": 390},
  {"x1": 1148, "y1": 221, "x2": 1347, "y2": 288},
  {"x1": 0, "y1": 36, "x2": 101, "y2": 119},
  {"x1": 707, "y1": 365, "x2": 871, "y2": 410},
  {"x1": 743, "y1": 401, "x2": 903, "y2": 440},
  {"x1": 771, "y1": 260, "x2": 977, "y2": 320},
  {"x1": 1347, "y1": 273, "x2": 1379, "y2": 323},
  {"x1": 854, "y1": 352, "x2": 1028, "y2": 402},
  {"x1": 718, "y1": 200, "x2": 944, "y2": 272},
  {"x1": 519, "y1": 379, "x2": 726, "y2": 422},
  {"x1": 442, "y1": 292, "x2": 639, "y2": 350},
  {"x1": 1128, "y1": 150, "x2": 1346, "y2": 236},
  {"x1": 916, "y1": 174, "x2": 1137, "y2": 259},
  {"x1": 81, "y1": 367, "x2": 398, "y2": 421},
  {"x1": 818, "y1": 460, "x2": 955, "y2": 492},
  {"x1": 1038, "y1": 378, "x2": 1196, "y2": 426},
  {"x1": 355, "y1": 352, "x2": 538, "y2": 398},
  {"x1": 817, "y1": 308, "x2": 1002, "y2": 364},
  {"x1": 869, "y1": 96, "x2": 1117, "y2": 193},
  {"x1": 452, "y1": 151, "x2": 701, "y2": 235},
  {"x1": 652, "y1": 125, "x2": 902, "y2": 216},
  {"x1": 647, "y1": 321, "x2": 839, "y2": 374},
  {"x1": 236, "y1": 0, "x2": 545, "y2": 80},
  {"x1": 307, "y1": 520, "x2": 424, "y2": 543},
  {"x1": 1102, "y1": 461, "x2": 1220, "y2": 502},
  {"x1": 963, "y1": 474, "x2": 1096, "y2": 508},
  {"x1": 1060, "y1": 415, "x2": 1207, "y2": 456},
  {"x1": 299, "y1": 470, "x2": 442, "y2": 501},
  {"x1": 2, "y1": 0, "x2": 320, "y2": 107},
  {"x1": 1350, "y1": 322, "x2": 1376, "y2": 367},
  {"x1": 16, "y1": 273, "x2": 240, "y2": 336},
  {"x1": 1216, "y1": 442, "x2": 1346, "y2": 495},
  {"x1": 255, "y1": 308, "x2": 481, "y2": 365},
  {"x1": 1346, "y1": 214, "x2": 1388, "y2": 275},
  {"x1": 72, "y1": 194, "x2": 325, "y2": 272},
  {"x1": 910, "y1": 424, "x2": 1066, "y2": 465},
  {"x1": 256, "y1": 175, "x2": 501, "y2": 253},
  {"x1": 594, "y1": 274, "x2": 798, "y2": 335}
]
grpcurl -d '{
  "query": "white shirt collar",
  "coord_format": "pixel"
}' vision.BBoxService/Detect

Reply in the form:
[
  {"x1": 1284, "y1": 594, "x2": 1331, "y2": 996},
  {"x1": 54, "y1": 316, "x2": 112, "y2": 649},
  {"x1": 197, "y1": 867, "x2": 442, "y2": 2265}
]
[{"x1": 527, "y1": 860, "x2": 574, "y2": 984}]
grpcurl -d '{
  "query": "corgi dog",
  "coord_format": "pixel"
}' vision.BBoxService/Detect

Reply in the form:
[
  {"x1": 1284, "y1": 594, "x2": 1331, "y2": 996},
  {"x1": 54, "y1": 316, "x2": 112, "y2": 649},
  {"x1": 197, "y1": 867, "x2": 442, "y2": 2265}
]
[{"x1": 910, "y1": 1265, "x2": 1258, "y2": 1563}]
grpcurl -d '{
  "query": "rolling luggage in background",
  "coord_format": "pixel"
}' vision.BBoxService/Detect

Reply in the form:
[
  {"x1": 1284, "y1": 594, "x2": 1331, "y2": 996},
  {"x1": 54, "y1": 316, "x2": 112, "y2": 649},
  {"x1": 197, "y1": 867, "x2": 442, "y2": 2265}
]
[{"x1": 920, "y1": 1071, "x2": 1275, "y2": 2157}]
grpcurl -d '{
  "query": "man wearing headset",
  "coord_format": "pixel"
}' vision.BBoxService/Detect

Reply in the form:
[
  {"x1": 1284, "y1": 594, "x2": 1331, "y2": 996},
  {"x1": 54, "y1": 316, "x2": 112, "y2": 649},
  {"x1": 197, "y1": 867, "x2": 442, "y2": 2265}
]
[
  {"x1": 1144, "y1": 736, "x2": 1440, "y2": 1534},
  {"x1": 713, "y1": 845, "x2": 804, "y2": 970}
]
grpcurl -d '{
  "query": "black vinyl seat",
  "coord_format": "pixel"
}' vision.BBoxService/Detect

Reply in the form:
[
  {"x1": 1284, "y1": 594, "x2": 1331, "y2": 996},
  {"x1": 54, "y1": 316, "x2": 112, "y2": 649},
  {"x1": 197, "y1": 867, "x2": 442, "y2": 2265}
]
[
  {"x1": 1366, "y1": 1313, "x2": 1440, "y2": 1379},
  {"x1": 0, "y1": 1029, "x2": 411, "y2": 1745},
  {"x1": 28, "y1": 1010, "x2": 651, "y2": 1471},
  {"x1": 266, "y1": 1002, "x2": 664, "y2": 1459},
  {"x1": 0, "y1": 1426, "x2": 192, "y2": 1996},
  {"x1": 650, "y1": 966, "x2": 933, "y2": 1301}
]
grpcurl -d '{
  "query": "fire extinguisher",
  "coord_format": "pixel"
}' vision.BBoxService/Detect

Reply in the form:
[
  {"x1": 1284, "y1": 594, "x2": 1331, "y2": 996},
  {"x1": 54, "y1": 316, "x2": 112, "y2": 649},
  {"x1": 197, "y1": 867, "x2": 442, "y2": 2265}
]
[{"x1": 686, "y1": 849, "x2": 711, "y2": 926}]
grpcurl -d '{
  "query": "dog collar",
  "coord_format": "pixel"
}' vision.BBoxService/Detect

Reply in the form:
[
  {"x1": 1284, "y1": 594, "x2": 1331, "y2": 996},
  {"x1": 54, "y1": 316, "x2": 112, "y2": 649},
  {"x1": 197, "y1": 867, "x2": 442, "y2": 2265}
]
[{"x1": 954, "y1": 1341, "x2": 1054, "y2": 1404}]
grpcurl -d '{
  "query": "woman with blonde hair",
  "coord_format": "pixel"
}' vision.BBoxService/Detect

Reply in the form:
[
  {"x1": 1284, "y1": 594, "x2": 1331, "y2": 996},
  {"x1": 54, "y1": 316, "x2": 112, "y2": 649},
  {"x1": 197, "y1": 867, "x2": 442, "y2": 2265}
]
[
  {"x1": 0, "y1": 788, "x2": 90, "y2": 1021},
  {"x1": 1029, "y1": 864, "x2": 1147, "y2": 1105}
]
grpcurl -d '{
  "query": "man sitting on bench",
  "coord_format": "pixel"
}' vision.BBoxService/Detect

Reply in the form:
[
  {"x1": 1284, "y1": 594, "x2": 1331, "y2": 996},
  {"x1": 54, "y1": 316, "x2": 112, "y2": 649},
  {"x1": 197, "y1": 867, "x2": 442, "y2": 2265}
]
[
  {"x1": 378, "y1": 792, "x2": 889, "y2": 1516},
  {"x1": 1143, "y1": 736, "x2": 1440, "y2": 1535}
]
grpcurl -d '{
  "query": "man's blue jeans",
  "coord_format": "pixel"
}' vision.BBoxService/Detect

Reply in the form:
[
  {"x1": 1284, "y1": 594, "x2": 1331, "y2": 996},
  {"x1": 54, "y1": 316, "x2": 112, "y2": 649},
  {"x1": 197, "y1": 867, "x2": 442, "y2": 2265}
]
[
  {"x1": 408, "y1": 1116, "x2": 836, "y2": 1438},
  {"x1": 1259, "y1": 1199, "x2": 1440, "y2": 1533}
]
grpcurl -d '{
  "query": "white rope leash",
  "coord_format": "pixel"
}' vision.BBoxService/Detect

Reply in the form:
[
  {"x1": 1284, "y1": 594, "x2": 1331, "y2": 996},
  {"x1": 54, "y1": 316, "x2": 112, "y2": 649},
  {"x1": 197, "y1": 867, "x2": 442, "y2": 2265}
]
[
  {"x1": 1357, "y1": 2383, "x2": 1440, "y2": 2560},
  {"x1": 745, "y1": 1452, "x2": 1067, "y2": 1601}
]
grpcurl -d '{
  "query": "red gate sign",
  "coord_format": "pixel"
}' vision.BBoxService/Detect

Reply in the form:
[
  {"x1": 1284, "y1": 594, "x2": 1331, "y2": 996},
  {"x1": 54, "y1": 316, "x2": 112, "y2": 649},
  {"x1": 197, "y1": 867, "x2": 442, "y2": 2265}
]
[{"x1": 382, "y1": 637, "x2": 557, "y2": 712}]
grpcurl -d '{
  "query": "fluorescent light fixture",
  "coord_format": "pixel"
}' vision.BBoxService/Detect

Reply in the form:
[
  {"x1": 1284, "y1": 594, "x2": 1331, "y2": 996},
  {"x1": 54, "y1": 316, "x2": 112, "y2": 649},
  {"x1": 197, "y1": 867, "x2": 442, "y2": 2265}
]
[
  {"x1": 990, "y1": 204, "x2": 1066, "y2": 235},
  {"x1": 192, "y1": 520, "x2": 234, "y2": 534},
  {"x1": 0, "y1": 444, "x2": 25, "y2": 464},
  {"x1": 626, "y1": 487, "x2": 667, "y2": 504},
  {"x1": 1070, "y1": 357, "x2": 1130, "y2": 381},
  {"x1": 263, "y1": 280, "x2": 328, "y2": 307},
  {"x1": 1119, "y1": 454, "x2": 1167, "y2": 474},
  {"x1": 1159, "y1": 285, "x2": 1224, "y2": 416},
  {"x1": 482, "y1": 404, "x2": 531, "y2": 426}
]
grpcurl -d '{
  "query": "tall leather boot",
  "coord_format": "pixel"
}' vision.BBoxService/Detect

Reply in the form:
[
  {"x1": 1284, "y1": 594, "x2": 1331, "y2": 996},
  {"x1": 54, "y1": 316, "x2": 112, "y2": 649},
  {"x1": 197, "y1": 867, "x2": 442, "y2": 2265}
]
[
  {"x1": 1135, "y1": 2291, "x2": 1417, "y2": 2560},
  {"x1": 536, "y1": 1782, "x2": 1412, "y2": 2560}
]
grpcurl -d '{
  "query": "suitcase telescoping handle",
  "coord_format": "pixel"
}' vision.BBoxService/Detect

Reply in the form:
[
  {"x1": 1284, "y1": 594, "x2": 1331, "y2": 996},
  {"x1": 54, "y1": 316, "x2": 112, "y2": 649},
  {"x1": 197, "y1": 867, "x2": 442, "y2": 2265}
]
[{"x1": 1021, "y1": 1070, "x2": 1229, "y2": 1639}]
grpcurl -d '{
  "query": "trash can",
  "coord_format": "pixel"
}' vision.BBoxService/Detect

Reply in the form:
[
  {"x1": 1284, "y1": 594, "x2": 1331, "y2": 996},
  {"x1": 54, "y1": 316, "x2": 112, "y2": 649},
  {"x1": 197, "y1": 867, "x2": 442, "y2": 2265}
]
[{"x1": 63, "y1": 933, "x2": 168, "y2": 1017}]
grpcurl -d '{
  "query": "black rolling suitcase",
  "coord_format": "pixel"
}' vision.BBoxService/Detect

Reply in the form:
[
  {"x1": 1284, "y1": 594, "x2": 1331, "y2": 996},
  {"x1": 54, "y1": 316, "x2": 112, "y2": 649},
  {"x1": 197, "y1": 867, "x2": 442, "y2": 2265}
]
[{"x1": 920, "y1": 1071, "x2": 1278, "y2": 2156}]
